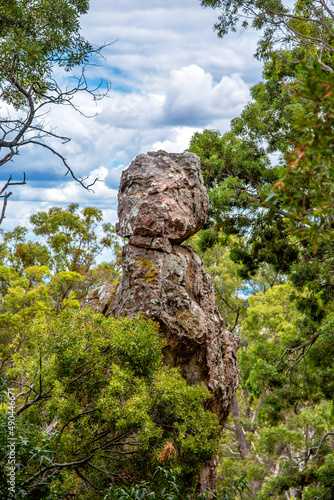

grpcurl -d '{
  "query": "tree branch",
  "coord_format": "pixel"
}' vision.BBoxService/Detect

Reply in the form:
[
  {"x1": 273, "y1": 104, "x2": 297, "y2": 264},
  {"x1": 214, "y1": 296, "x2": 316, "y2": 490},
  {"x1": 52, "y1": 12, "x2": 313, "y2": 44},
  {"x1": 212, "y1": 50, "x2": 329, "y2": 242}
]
[
  {"x1": 25, "y1": 140, "x2": 99, "y2": 191},
  {"x1": 276, "y1": 320, "x2": 330, "y2": 371},
  {"x1": 0, "y1": 173, "x2": 26, "y2": 224}
]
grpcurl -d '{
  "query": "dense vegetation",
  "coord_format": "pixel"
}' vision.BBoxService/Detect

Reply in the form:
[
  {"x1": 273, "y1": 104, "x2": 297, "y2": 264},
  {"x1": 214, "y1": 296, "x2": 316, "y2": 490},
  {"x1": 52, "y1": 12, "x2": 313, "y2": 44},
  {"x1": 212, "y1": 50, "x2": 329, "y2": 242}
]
[
  {"x1": 0, "y1": 206, "x2": 220, "y2": 499},
  {"x1": 185, "y1": 0, "x2": 334, "y2": 497}
]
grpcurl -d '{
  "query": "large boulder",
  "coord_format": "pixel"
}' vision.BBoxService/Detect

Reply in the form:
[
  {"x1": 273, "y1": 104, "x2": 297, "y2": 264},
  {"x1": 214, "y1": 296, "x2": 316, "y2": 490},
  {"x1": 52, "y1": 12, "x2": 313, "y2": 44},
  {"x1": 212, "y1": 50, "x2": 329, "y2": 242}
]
[
  {"x1": 103, "y1": 243, "x2": 239, "y2": 424},
  {"x1": 116, "y1": 150, "x2": 209, "y2": 244}
]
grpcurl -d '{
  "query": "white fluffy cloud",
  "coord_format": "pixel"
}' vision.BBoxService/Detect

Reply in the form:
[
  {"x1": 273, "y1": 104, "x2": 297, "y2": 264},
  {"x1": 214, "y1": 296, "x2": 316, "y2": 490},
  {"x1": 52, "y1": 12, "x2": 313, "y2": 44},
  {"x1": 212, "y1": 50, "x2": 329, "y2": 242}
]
[{"x1": 162, "y1": 65, "x2": 250, "y2": 125}]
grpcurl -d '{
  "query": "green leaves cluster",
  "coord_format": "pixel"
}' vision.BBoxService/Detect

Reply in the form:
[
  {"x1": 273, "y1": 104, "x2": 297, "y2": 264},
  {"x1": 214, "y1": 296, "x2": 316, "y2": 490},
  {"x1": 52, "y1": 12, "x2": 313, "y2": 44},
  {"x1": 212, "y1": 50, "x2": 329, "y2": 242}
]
[
  {"x1": 105, "y1": 466, "x2": 250, "y2": 500},
  {"x1": 1, "y1": 203, "x2": 122, "y2": 291},
  {"x1": 0, "y1": 310, "x2": 219, "y2": 499},
  {"x1": 204, "y1": 250, "x2": 334, "y2": 499},
  {"x1": 0, "y1": 0, "x2": 92, "y2": 106},
  {"x1": 270, "y1": 62, "x2": 334, "y2": 248}
]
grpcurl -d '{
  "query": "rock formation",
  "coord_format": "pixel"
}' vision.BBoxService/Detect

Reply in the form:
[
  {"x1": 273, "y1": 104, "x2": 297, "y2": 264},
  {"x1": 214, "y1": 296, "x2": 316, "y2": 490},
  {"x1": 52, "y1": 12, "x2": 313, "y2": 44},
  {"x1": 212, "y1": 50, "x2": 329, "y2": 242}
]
[{"x1": 84, "y1": 150, "x2": 240, "y2": 490}]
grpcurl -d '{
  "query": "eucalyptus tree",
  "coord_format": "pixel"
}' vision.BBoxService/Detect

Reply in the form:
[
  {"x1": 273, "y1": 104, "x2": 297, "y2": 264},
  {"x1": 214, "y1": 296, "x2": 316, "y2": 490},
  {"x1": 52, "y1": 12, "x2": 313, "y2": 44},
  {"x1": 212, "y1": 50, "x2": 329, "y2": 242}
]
[
  {"x1": 191, "y1": 2, "x2": 334, "y2": 496},
  {"x1": 201, "y1": 0, "x2": 334, "y2": 70}
]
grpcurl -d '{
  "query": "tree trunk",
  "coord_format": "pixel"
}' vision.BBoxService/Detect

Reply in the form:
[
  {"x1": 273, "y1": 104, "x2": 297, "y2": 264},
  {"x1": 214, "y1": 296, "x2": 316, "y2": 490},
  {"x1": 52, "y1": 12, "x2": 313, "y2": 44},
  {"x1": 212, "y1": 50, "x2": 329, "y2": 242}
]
[
  {"x1": 230, "y1": 395, "x2": 250, "y2": 459},
  {"x1": 199, "y1": 456, "x2": 218, "y2": 495}
]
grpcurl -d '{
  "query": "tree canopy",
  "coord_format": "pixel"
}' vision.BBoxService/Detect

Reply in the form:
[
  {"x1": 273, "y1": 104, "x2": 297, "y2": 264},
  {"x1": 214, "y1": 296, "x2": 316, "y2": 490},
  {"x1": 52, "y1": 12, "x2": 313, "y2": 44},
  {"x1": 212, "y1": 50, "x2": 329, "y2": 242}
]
[
  {"x1": 186, "y1": 0, "x2": 334, "y2": 497},
  {"x1": 201, "y1": 0, "x2": 334, "y2": 70},
  {"x1": 0, "y1": 0, "x2": 92, "y2": 105}
]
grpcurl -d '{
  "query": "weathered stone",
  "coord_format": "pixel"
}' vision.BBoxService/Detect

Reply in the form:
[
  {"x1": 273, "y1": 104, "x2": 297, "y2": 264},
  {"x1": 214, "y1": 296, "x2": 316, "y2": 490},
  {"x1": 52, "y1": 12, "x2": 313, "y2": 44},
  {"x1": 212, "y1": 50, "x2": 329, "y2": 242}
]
[
  {"x1": 128, "y1": 235, "x2": 173, "y2": 253},
  {"x1": 102, "y1": 243, "x2": 239, "y2": 423},
  {"x1": 83, "y1": 284, "x2": 116, "y2": 315},
  {"x1": 83, "y1": 150, "x2": 240, "y2": 491},
  {"x1": 116, "y1": 150, "x2": 209, "y2": 243}
]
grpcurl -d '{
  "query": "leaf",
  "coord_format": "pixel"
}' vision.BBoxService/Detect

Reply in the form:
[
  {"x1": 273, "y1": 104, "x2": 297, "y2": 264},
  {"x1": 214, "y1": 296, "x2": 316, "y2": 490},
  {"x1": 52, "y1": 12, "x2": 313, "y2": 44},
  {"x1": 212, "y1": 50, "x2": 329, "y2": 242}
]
[{"x1": 272, "y1": 181, "x2": 284, "y2": 190}]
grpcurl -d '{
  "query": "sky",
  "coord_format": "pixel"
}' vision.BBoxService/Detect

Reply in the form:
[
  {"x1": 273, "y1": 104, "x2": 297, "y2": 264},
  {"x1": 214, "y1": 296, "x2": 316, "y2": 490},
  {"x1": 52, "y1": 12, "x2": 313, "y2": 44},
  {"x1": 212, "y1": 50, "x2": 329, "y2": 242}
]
[{"x1": 1, "y1": 0, "x2": 264, "y2": 235}]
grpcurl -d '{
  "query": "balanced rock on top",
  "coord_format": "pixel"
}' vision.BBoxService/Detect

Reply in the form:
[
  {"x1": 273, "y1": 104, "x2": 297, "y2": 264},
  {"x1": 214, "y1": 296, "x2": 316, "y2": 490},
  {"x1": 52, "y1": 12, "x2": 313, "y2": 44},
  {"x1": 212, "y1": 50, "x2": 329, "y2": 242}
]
[{"x1": 116, "y1": 150, "x2": 209, "y2": 246}]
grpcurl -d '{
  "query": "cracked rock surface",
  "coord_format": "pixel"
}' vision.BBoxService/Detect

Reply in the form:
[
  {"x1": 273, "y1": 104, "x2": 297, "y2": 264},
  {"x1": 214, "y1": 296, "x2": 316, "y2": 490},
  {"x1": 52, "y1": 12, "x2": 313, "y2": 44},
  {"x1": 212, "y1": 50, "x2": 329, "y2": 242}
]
[{"x1": 116, "y1": 150, "x2": 209, "y2": 243}]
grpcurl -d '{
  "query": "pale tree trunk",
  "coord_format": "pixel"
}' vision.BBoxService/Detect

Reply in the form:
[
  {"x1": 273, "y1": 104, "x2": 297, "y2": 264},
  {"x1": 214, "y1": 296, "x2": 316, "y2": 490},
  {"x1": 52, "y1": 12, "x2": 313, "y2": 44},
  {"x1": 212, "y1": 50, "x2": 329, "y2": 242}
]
[
  {"x1": 230, "y1": 395, "x2": 265, "y2": 497},
  {"x1": 230, "y1": 395, "x2": 250, "y2": 459},
  {"x1": 199, "y1": 395, "x2": 250, "y2": 493}
]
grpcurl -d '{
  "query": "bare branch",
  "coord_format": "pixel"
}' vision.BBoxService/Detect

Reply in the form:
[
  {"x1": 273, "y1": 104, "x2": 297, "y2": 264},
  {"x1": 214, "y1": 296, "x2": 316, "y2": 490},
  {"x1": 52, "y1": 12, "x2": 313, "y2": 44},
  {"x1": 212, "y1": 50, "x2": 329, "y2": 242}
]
[
  {"x1": 266, "y1": 6, "x2": 334, "y2": 41},
  {"x1": 0, "y1": 57, "x2": 111, "y2": 220},
  {"x1": 316, "y1": 0, "x2": 334, "y2": 21},
  {"x1": 0, "y1": 173, "x2": 26, "y2": 224},
  {"x1": 314, "y1": 484, "x2": 334, "y2": 499},
  {"x1": 0, "y1": 73, "x2": 35, "y2": 147},
  {"x1": 16, "y1": 391, "x2": 51, "y2": 416},
  {"x1": 252, "y1": 394, "x2": 266, "y2": 423},
  {"x1": 276, "y1": 320, "x2": 330, "y2": 370},
  {"x1": 224, "y1": 423, "x2": 237, "y2": 434},
  {"x1": 301, "y1": 432, "x2": 334, "y2": 463},
  {"x1": 25, "y1": 140, "x2": 99, "y2": 191}
]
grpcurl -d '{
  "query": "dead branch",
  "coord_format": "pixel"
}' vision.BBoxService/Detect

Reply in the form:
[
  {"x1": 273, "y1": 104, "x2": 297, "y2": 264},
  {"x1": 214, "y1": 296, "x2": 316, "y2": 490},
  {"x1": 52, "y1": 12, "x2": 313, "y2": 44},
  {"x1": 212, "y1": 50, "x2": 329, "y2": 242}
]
[
  {"x1": 0, "y1": 173, "x2": 26, "y2": 224},
  {"x1": 0, "y1": 59, "x2": 111, "y2": 221},
  {"x1": 300, "y1": 432, "x2": 334, "y2": 463},
  {"x1": 275, "y1": 319, "x2": 330, "y2": 371}
]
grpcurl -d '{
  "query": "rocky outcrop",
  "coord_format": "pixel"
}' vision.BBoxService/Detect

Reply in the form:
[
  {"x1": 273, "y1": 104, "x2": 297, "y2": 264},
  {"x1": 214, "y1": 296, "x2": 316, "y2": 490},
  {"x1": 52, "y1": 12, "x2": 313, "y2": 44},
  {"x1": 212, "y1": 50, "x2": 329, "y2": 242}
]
[
  {"x1": 84, "y1": 150, "x2": 240, "y2": 491},
  {"x1": 116, "y1": 150, "x2": 209, "y2": 244}
]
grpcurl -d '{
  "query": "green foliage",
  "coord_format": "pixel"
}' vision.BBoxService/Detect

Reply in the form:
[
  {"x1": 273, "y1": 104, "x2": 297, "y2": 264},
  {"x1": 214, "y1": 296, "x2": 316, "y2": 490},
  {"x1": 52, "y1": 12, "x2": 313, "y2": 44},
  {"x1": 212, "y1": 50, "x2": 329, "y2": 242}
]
[
  {"x1": 0, "y1": 0, "x2": 92, "y2": 106},
  {"x1": 200, "y1": 0, "x2": 334, "y2": 67},
  {"x1": 269, "y1": 62, "x2": 334, "y2": 248},
  {"x1": 0, "y1": 204, "x2": 122, "y2": 306},
  {"x1": 188, "y1": 128, "x2": 301, "y2": 282},
  {"x1": 105, "y1": 467, "x2": 250, "y2": 500},
  {"x1": 29, "y1": 203, "x2": 118, "y2": 274},
  {"x1": 0, "y1": 307, "x2": 219, "y2": 498},
  {"x1": 188, "y1": 128, "x2": 276, "y2": 251},
  {"x1": 187, "y1": 44, "x2": 334, "y2": 500},
  {"x1": 216, "y1": 275, "x2": 334, "y2": 498},
  {"x1": 191, "y1": 235, "x2": 334, "y2": 498},
  {"x1": 104, "y1": 467, "x2": 181, "y2": 500},
  {"x1": 188, "y1": 128, "x2": 273, "y2": 188},
  {"x1": 199, "y1": 0, "x2": 334, "y2": 259}
]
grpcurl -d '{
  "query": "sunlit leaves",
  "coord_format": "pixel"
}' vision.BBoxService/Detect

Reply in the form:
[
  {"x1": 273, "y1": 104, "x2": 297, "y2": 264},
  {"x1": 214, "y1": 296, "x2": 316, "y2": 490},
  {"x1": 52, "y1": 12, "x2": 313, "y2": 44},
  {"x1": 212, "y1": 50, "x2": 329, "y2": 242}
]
[
  {"x1": 0, "y1": 0, "x2": 92, "y2": 106},
  {"x1": 0, "y1": 309, "x2": 220, "y2": 496},
  {"x1": 270, "y1": 62, "x2": 334, "y2": 249}
]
